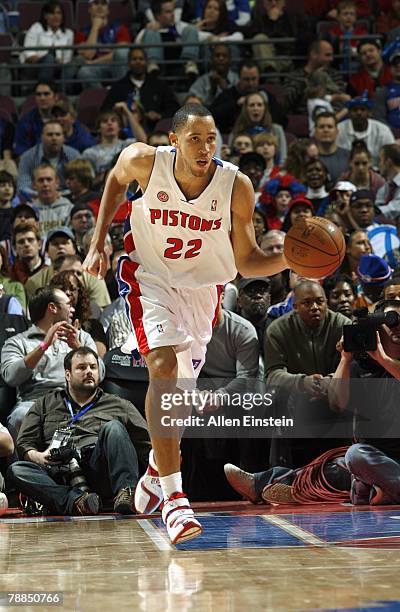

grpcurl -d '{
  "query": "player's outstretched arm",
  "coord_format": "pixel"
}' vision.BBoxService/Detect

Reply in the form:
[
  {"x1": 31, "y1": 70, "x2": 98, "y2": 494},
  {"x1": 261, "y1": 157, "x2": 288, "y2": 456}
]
[
  {"x1": 83, "y1": 142, "x2": 155, "y2": 279},
  {"x1": 231, "y1": 172, "x2": 288, "y2": 277}
]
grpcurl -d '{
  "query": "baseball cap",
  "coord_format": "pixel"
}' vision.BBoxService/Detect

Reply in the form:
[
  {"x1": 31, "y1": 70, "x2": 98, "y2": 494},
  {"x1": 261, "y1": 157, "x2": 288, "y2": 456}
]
[
  {"x1": 357, "y1": 253, "x2": 392, "y2": 285},
  {"x1": 287, "y1": 195, "x2": 314, "y2": 213},
  {"x1": 239, "y1": 277, "x2": 271, "y2": 291},
  {"x1": 346, "y1": 90, "x2": 373, "y2": 109},
  {"x1": 333, "y1": 181, "x2": 357, "y2": 192},
  {"x1": 45, "y1": 226, "x2": 75, "y2": 249},
  {"x1": 11, "y1": 203, "x2": 39, "y2": 222},
  {"x1": 349, "y1": 189, "x2": 381, "y2": 214}
]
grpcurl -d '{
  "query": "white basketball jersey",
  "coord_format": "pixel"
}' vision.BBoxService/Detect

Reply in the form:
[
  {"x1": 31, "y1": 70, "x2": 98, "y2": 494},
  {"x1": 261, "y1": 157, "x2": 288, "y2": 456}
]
[{"x1": 126, "y1": 146, "x2": 238, "y2": 289}]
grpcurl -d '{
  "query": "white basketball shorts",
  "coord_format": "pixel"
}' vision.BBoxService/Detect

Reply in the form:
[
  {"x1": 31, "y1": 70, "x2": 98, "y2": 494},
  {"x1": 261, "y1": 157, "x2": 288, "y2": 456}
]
[{"x1": 117, "y1": 255, "x2": 221, "y2": 381}]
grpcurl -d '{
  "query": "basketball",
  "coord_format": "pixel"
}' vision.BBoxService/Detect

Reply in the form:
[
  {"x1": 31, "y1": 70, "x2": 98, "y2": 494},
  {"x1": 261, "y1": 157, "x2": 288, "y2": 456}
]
[{"x1": 284, "y1": 217, "x2": 346, "y2": 279}]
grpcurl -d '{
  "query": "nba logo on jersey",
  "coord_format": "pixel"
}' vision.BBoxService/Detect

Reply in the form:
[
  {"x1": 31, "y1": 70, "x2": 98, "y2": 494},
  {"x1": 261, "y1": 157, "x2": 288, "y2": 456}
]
[
  {"x1": 192, "y1": 359, "x2": 201, "y2": 370},
  {"x1": 156, "y1": 324, "x2": 164, "y2": 333},
  {"x1": 211, "y1": 199, "x2": 217, "y2": 211}
]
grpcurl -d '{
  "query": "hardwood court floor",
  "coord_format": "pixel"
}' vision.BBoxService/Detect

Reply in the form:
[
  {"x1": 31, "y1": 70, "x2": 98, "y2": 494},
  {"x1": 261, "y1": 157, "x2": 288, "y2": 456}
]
[{"x1": 1, "y1": 501, "x2": 400, "y2": 611}]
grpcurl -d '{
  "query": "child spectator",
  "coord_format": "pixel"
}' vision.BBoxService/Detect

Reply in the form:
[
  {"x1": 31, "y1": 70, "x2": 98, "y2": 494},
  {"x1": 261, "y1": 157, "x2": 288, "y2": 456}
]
[
  {"x1": 329, "y1": 0, "x2": 368, "y2": 72},
  {"x1": 253, "y1": 132, "x2": 281, "y2": 183},
  {"x1": 258, "y1": 175, "x2": 306, "y2": 230}
]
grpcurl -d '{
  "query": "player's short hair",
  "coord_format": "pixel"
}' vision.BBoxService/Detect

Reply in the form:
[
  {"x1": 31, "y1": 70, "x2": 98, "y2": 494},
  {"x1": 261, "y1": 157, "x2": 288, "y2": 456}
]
[{"x1": 171, "y1": 104, "x2": 213, "y2": 133}]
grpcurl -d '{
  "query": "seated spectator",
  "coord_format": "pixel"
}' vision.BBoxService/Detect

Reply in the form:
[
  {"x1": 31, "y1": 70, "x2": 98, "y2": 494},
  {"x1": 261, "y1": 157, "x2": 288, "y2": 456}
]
[
  {"x1": 284, "y1": 138, "x2": 319, "y2": 182},
  {"x1": 260, "y1": 228, "x2": 285, "y2": 257},
  {"x1": 0, "y1": 245, "x2": 26, "y2": 312},
  {"x1": 246, "y1": 0, "x2": 297, "y2": 74},
  {"x1": 383, "y1": 276, "x2": 400, "y2": 299},
  {"x1": 0, "y1": 171, "x2": 15, "y2": 244},
  {"x1": 340, "y1": 229, "x2": 372, "y2": 280},
  {"x1": 195, "y1": 0, "x2": 243, "y2": 63},
  {"x1": 376, "y1": 143, "x2": 400, "y2": 220},
  {"x1": 225, "y1": 132, "x2": 254, "y2": 165},
  {"x1": 25, "y1": 228, "x2": 111, "y2": 308},
  {"x1": 30, "y1": 165, "x2": 73, "y2": 237},
  {"x1": 64, "y1": 159, "x2": 99, "y2": 206},
  {"x1": 231, "y1": 92, "x2": 286, "y2": 164},
  {"x1": 253, "y1": 132, "x2": 281, "y2": 184},
  {"x1": 147, "y1": 131, "x2": 170, "y2": 147},
  {"x1": 238, "y1": 152, "x2": 266, "y2": 198},
  {"x1": 52, "y1": 100, "x2": 97, "y2": 153},
  {"x1": 237, "y1": 277, "x2": 271, "y2": 349},
  {"x1": 314, "y1": 112, "x2": 350, "y2": 184},
  {"x1": 265, "y1": 267, "x2": 297, "y2": 324},
  {"x1": 211, "y1": 60, "x2": 286, "y2": 134},
  {"x1": 349, "y1": 39, "x2": 392, "y2": 98},
  {"x1": 82, "y1": 111, "x2": 136, "y2": 188},
  {"x1": 189, "y1": 43, "x2": 238, "y2": 107},
  {"x1": 50, "y1": 269, "x2": 107, "y2": 357},
  {"x1": 74, "y1": 0, "x2": 131, "y2": 90},
  {"x1": 373, "y1": 41, "x2": 400, "y2": 131},
  {"x1": 181, "y1": 0, "x2": 251, "y2": 25},
  {"x1": 303, "y1": 159, "x2": 330, "y2": 216},
  {"x1": 283, "y1": 40, "x2": 348, "y2": 115},
  {"x1": 1, "y1": 288, "x2": 104, "y2": 440},
  {"x1": 17, "y1": 122, "x2": 81, "y2": 198},
  {"x1": 101, "y1": 46, "x2": 178, "y2": 133},
  {"x1": 10, "y1": 221, "x2": 46, "y2": 285},
  {"x1": 252, "y1": 207, "x2": 268, "y2": 245},
  {"x1": 376, "y1": 0, "x2": 400, "y2": 36},
  {"x1": 135, "y1": 0, "x2": 201, "y2": 78},
  {"x1": 8, "y1": 346, "x2": 150, "y2": 515},
  {"x1": 354, "y1": 253, "x2": 392, "y2": 309},
  {"x1": 336, "y1": 93, "x2": 395, "y2": 167},
  {"x1": 338, "y1": 140, "x2": 385, "y2": 199},
  {"x1": 20, "y1": 1, "x2": 73, "y2": 84},
  {"x1": 0, "y1": 119, "x2": 16, "y2": 178},
  {"x1": 258, "y1": 176, "x2": 306, "y2": 230},
  {"x1": 328, "y1": 0, "x2": 367, "y2": 72},
  {"x1": 281, "y1": 195, "x2": 314, "y2": 232},
  {"x1": 69, "y1": 205, "x2": 95, "y2": 250},
  {"x1": 13, "y1": 82, "x2": 59, "y2": 158},
  {"x1": 323, "y1": 274, "x2": 356, "y2": 319},
  {"x1": 330, "y1": 299, "x2": 400, "y2": 506},
  {"x1": 265, "y1": 279, "x2": 350, "y2": 467}
]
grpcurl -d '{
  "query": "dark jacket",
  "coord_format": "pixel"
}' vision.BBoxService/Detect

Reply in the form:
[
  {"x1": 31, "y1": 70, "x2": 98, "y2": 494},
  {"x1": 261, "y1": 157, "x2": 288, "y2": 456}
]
[
  {"x1": 17, "y1": 388, "x2": 151, "y2": 467},
  {"x1": 101, "y1": 73, "x2": 179, "y2": 126}
]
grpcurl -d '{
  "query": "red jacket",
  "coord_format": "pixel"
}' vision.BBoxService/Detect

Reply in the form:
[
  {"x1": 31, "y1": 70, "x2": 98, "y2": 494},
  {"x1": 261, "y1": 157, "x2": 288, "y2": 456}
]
[{"x1": 349, "y1": 65, "x2": 393, "y2": 97}]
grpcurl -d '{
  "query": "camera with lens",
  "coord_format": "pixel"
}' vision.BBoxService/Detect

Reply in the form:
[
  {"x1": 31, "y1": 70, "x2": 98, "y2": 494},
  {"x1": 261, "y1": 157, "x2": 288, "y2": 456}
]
[
  {"x1": 343, "y1": 308, "x2": 400, "y2": 353},
  {"x1": 48, "y1": 428, "x2": 89, "y2": 491}
]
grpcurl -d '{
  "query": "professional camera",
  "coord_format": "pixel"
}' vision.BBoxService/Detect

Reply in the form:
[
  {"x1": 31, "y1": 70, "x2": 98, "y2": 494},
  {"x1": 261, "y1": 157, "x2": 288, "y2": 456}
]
[
  {"x1": 343, "y1": 308, "x2": 400, "y2": 352},
  {"x1": 48, "y1": 428, "x2": 89, "y2": 491},
  {"x1": 49, "y1": 444, "x2": 77, "y2": 464}
]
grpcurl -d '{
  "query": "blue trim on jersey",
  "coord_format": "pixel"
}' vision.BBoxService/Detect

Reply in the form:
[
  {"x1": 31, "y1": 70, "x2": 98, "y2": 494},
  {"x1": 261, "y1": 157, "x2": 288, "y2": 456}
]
[
  {"x1": 213, "y1": 156, "x2": 223, "y2": 167},
  {"x1": 127, "y1": 189, "x2": 143, "y2": 202}
]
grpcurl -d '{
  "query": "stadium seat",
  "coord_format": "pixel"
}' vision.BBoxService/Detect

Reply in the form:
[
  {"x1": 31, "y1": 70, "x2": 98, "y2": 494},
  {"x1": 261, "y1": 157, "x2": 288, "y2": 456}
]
[
  {"x1": 0, "y1": 33, "x2": 12, "y2": 63},
  {"x1": 287, "y1": 114, "x2": 309, "y2": 137},
  {"x1": 0, "y1": 95, "x2": 17, "y2": 120},
  {"x1": 285, "y1": 131, "x2": 297, "y2": 147},
  {"x1": 77, "y1": 87, "x2": 108, "y2": 131},
  {"x1": 154, "y1": 117, "x2": 173, "y2": 133},
  {"x1": 264, "y1": 83, "x2": 286, "y2": 107}
]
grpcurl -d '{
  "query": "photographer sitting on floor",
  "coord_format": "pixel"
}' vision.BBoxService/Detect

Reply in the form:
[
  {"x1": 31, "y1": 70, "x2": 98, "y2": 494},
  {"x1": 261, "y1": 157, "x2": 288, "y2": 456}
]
[
  {"x1": 7, "y1": 347, "x2": 151, "y2": 516},
  {"x1": 329, "y1": 299, "x2": 400, "y2": 505}
]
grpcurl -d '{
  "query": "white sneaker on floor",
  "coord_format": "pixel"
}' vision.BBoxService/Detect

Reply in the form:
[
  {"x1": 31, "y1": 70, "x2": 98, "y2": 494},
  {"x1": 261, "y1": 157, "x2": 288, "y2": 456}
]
[
  {"x1": 134, "y1": 451, "x2": 163, "y2": 514},
  {"x1": 162, "y1": 492, "x2": 203, "y2": 545}
]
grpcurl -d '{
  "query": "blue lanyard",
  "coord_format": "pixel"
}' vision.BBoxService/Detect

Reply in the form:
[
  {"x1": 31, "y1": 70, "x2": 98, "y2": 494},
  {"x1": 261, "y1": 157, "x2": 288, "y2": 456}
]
[{"x1": 64, "y1": 398, "x2": 96, "y2": 427}]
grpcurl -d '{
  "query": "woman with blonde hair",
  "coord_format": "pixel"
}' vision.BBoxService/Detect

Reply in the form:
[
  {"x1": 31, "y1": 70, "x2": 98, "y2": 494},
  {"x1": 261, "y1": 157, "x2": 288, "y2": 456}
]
[
  {"x1": 253, "y1": 131, "x2": 281, "y2": 182},
  {"x1": 231, "y1": 92, "x2": 287, "y2": 164}
]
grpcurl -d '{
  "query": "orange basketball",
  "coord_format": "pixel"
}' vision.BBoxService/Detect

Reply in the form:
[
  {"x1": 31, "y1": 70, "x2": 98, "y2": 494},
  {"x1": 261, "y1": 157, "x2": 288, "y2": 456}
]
[{"x1": 283, "y1": 217, "x2": 346, "y2": 279}]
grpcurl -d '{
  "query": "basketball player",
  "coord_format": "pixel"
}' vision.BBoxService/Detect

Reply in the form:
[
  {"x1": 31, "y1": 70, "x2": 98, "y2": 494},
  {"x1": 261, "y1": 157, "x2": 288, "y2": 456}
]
[{"x1": 83, "y1": 104, "x2": 288, "y2": 545}]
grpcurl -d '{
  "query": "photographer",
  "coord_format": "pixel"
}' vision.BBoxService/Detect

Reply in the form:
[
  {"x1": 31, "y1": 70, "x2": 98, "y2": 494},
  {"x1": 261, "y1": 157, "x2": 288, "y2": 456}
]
[
  {"x1": 8, "y1": 347, "x2": 151, "y2": 516},
  {"x1": 329, "y1": 299, "x2": 400, "y2": 505}
]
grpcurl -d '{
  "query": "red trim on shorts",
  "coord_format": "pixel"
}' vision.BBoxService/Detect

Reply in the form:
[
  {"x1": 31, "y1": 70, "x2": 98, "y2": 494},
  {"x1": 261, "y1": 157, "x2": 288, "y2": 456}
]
[
  {"x1": 124, "y1": 231, "x2": 135, "y2": 255},
  {"x1": 119, "y1": 258, "x2": 150, "y2": 354},
  {"x1": 212, "y1": 285, "x2": 223, "y2": 328}
]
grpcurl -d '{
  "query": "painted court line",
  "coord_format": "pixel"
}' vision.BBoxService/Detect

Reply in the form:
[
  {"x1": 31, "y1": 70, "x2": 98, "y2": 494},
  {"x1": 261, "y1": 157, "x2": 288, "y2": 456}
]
[
  {"x1": 137, "y1": 519, "x2": 173, "y2": 551},
  {"x1": 261, "y1": 515, "x2": 327, "y2": 547}
]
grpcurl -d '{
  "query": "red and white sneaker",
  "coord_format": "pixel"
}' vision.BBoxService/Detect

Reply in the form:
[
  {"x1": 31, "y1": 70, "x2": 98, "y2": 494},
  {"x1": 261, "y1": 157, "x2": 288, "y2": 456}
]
[
  {"x1": 134, "y1": 451, "x2": 163, "y2": 514},
  {"x1": 162, "y1": 492, "x2": 203, "y2": 545}
]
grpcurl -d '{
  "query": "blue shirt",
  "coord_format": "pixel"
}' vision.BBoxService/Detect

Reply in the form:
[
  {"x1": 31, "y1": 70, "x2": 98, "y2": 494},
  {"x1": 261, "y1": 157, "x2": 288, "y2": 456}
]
[
  {"x1": 65, "y1": 120, "x2": 97, "y2": 153},
  {"x1": 13, "y1": 108, "x2": 44, "y2": 157},
  {"x1": 17, "y1": 143, "x2": 81, "y2": 197}
]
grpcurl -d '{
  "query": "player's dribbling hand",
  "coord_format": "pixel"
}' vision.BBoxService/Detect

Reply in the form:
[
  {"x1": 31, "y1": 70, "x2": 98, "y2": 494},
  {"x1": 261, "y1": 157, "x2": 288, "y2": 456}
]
[{"x1": 82, "y1": 247, "x2": 107, "y2": 280}]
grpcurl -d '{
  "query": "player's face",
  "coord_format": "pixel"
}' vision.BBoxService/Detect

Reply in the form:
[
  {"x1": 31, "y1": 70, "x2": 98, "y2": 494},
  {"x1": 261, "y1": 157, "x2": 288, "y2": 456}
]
[{"x1": 172, "y1": 115, "x2": 217, "y2": 177}]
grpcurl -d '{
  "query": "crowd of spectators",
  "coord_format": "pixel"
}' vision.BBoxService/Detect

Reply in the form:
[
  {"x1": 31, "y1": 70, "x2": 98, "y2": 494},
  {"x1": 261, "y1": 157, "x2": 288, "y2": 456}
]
[{"x1": 2, "y1": 0, "x2": 400, "y2": 514}]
